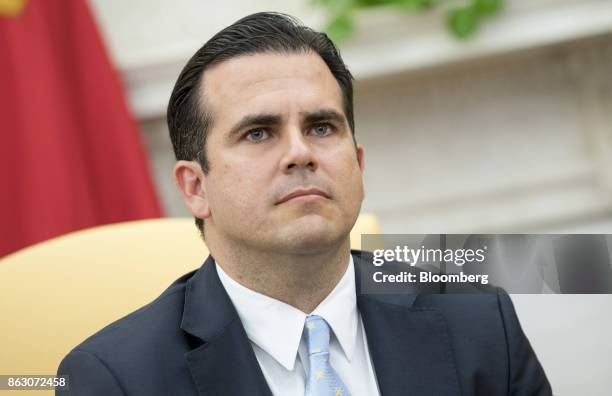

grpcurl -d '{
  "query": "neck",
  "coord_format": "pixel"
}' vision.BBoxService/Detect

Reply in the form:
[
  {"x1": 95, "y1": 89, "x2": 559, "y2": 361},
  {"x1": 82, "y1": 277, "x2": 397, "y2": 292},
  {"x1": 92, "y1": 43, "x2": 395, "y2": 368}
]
[{"x1": 207, "y1": 234, "x2": 352, "y2": 314}]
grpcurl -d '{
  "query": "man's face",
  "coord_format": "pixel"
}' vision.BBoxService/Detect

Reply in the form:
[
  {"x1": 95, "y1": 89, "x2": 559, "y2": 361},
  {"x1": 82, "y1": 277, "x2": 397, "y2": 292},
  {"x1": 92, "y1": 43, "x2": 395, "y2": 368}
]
[{"x1": 197, "y1": 52, "x2": 364, "y2": 254}]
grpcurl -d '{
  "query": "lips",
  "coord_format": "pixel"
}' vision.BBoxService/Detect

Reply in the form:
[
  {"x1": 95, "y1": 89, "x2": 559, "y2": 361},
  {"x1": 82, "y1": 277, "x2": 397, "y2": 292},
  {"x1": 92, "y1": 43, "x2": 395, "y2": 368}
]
[{"x1": 276, "y1": 188, "x2": 330, "y2": 205}]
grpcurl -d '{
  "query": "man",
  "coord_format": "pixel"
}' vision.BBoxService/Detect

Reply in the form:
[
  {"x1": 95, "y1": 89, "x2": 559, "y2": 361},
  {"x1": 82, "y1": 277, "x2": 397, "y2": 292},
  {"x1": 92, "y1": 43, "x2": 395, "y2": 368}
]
[{"x1": 57, "y1": 12, "x2": 552, "y2": 396}]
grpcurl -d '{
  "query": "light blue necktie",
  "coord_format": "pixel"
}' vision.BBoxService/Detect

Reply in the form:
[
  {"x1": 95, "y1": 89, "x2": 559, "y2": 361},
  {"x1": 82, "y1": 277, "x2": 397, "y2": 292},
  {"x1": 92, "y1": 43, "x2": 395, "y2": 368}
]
[{"x1": 304, "y1": 315, "x2": 351, "y2": 396}]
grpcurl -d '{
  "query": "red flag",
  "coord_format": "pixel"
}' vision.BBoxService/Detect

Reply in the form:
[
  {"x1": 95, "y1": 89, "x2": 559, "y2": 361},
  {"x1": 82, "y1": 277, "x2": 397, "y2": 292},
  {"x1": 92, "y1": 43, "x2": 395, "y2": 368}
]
[{"x1": 0, "y1": 0, "x2": 162, "y2": 258}]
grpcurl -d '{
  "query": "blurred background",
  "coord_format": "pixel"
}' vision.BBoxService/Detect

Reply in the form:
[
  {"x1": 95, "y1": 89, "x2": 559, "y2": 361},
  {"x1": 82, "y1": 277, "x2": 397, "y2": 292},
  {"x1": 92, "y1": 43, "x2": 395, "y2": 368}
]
[{"x1": 2, "y1": 0, "x2": 612, "y2": 394}]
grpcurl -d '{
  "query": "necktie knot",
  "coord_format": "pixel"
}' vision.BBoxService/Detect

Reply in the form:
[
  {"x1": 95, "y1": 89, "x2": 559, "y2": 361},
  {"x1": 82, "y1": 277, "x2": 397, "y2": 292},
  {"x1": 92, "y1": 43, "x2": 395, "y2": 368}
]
[
  {"x1": 304, "y1": 315, "x2": 331, "y2": 356},
  {"x1": 303, "y1": 315, "x2": 351, "y2": 396}
]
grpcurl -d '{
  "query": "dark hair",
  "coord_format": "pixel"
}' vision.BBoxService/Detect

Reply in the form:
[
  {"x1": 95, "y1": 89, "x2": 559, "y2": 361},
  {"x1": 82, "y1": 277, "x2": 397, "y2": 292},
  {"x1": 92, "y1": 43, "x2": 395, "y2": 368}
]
[{"x1": 167, "y1": 12, "x2": 355, "y2": 237}]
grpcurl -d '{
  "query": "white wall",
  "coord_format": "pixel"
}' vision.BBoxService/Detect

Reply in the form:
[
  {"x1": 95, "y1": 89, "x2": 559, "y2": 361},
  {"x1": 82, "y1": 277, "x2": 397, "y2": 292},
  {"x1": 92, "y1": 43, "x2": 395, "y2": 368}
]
[{"x1": 513, "y1": 295, "x2": 612, "y2": 395}]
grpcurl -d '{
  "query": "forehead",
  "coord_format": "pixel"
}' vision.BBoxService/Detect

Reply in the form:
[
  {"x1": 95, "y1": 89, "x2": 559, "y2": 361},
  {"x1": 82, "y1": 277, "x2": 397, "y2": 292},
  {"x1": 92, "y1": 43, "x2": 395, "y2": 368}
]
[{"x1": 199, "y1": 52, "x2": 344, "y2": 126}]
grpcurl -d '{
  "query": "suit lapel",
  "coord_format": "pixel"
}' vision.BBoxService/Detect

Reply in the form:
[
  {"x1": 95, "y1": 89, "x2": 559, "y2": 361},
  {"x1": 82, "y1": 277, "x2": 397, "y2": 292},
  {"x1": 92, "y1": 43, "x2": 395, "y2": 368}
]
[
  {"x1": 353, "y1": 252, "x2": 461, "y2": 396},
  {"x1": 180, "y1": 256, "x2": 272, "y2": 396}
]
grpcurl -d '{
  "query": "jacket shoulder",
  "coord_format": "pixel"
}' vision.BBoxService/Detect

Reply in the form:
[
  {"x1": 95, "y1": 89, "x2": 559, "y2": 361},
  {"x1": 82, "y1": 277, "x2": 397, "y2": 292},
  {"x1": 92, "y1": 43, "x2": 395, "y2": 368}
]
[{"x1": 57, "y1": 269, "x2": 200, "y2": 395}]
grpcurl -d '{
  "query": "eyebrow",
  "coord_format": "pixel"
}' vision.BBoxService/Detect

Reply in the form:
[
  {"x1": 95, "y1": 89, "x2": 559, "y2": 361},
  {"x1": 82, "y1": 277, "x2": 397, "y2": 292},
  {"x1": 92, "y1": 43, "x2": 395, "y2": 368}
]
[
  {"x1": 227, "y1": 108, "x2": 348, "y2": 140},
  {"x1": 228, "y1": 113, "x2": 282, "y2": 140},
  {"x1": 303, "y1": 109, "x2": 347, "y2": 127}
]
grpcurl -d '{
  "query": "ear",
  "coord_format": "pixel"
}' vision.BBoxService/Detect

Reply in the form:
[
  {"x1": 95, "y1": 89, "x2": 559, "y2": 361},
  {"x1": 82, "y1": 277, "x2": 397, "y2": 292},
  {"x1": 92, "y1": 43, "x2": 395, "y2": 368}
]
[
  {"x1": 172, "y1": 160, "x2": 211, "y2": 220},
  {"x1": 356, "y1": 144, "x2": 365, "y2": 173}
]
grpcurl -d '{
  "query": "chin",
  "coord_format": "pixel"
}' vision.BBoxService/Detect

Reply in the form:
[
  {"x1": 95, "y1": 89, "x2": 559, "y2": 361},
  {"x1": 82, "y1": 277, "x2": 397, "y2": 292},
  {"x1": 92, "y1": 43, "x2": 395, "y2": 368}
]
[{"x1": 276, "y1": 217, "x2": 347, "y2": 253}]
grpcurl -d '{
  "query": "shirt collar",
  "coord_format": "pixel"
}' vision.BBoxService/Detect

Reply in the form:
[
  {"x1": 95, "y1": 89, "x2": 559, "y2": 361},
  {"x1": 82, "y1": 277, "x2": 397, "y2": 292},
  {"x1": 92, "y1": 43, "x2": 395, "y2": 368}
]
[{"x1": 215, "y1": 255, "x2": 358, "y2": 370}]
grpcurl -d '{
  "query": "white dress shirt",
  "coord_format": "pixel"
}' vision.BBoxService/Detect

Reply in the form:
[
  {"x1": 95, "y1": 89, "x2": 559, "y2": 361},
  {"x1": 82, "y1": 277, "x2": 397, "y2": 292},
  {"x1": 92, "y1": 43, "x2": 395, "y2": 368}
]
[{"x1": 216, "y1": 256, "x2": 381, "y2": 396}]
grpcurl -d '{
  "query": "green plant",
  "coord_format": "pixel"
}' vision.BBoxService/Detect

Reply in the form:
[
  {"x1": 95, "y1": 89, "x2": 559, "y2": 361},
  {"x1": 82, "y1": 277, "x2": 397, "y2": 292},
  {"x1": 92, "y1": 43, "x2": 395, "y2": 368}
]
[{"x1": 314, "y1": 0, "x2": 504, "y2": 42}]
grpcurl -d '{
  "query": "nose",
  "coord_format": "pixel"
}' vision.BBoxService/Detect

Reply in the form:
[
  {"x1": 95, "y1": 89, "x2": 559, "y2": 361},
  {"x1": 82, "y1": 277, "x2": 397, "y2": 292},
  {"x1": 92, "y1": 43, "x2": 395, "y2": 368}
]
[{"x1": 279, "y1": 127, "x2": 318, "y2": 174}]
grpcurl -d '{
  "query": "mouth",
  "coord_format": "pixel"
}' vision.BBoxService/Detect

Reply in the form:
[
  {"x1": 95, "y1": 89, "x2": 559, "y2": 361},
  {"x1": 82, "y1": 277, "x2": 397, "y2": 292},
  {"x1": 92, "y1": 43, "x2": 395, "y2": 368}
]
[{"x1": 276, "y1": 188, "x2": 330, "y2": 205}]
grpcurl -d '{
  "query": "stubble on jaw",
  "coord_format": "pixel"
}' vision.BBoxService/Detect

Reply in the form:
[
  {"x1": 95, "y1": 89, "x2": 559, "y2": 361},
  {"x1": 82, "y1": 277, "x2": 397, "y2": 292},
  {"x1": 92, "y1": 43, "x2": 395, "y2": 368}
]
[{"x1": 216, "y1": 236, "x2": 353, "y2": 313}]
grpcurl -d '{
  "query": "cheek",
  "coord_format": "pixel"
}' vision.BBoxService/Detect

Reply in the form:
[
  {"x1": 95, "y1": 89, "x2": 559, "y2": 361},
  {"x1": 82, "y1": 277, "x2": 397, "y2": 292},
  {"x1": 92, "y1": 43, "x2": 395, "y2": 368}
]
[
  {"x1": 347, "y1": 169, "x2": 365, "y2": 205},
  {"x1": 324, "y1": 147, "x2": 364, "y2": 202},
  {"x1": 208, "y1": 161, "x2": 268, "y2": 213}
]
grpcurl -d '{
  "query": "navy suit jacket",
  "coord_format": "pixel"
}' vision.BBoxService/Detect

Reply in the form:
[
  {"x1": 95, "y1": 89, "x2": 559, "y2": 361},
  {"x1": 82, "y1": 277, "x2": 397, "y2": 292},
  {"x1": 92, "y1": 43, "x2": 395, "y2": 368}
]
[{"x1": 57, "y1": 251, "x2": 552, "y2": 395}]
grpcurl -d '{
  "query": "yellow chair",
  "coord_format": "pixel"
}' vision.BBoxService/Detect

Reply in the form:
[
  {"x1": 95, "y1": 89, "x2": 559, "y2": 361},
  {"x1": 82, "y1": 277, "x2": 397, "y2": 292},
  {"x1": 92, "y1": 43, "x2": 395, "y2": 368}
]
[{"x1": 0, "y1": 215, "x2": 381, "y2": 395}]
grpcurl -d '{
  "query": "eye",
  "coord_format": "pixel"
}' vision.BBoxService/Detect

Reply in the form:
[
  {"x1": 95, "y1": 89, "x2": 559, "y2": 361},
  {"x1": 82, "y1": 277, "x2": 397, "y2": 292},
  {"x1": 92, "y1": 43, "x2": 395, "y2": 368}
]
[
  {"x1": 245, "y1": 128, "x2": 269, "y2": 143},
  {"x1": 311, "y1": 123, "x2": 333, "y2": 137}
]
